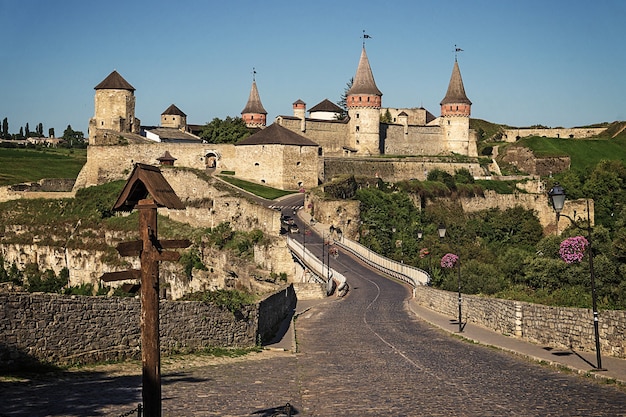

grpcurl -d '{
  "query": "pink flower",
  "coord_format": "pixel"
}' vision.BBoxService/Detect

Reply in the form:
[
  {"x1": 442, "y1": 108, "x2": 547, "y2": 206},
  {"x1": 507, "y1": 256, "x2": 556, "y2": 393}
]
[
  {"x1": 441, "y1": 253, "x2": 459, "y2": 268},
  {"x1": 559, "y1": 236, "x2": 589, "y2": 264}
]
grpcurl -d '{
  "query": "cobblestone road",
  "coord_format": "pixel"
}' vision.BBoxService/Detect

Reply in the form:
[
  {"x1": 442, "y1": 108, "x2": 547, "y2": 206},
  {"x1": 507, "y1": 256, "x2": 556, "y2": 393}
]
[{"x1": 2, "y1": 254, "x2": 626, "y2": 416}]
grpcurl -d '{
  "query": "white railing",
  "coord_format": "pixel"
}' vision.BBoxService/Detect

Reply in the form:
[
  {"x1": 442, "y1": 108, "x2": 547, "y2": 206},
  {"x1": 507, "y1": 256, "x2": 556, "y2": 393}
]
[
  {"x1": 287, "y1": 236, "x2": 347, "y2": 291},
  {"x1": 333, "y1": 234, "x2": 429, "y2": 288}
]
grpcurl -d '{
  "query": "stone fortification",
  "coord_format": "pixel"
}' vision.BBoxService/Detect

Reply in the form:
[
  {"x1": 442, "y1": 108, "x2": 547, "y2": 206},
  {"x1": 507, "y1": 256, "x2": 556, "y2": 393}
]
[
  {"x1": 501, "y1": 146, "x2": 571, "y2": 176},
  {"x1": 413, "y1": 285, "x2": 626, "y2": 358},
  {"x1": 73, "y1": 143, "x2": 236, "y2": 190},
  {"x1": 503, "y1": 127, "x2": 605, "y2": 142},
  {"x1": 0, "y1": 285, "x2": 296, "y2": 368},
  {"x1": 382, "y1": 124, "x2": 444, "y2": 155},
  {"x1": 323, "y1": 157, "x2": 484, "y2": 183},
  {"x1": 277, "y1": 116, "x2": 349, "y2": 155}
]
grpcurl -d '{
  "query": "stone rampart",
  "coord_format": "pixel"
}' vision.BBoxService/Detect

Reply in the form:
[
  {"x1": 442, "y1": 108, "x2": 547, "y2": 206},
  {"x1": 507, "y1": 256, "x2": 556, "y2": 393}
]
[
  {"x1": 382, "y1": 124, "x2": 445, "y2": 155},
  {"x1": 501, "y1": 146, "x2": 571, "y2": 176},
  {"x1": 413, "y1": 286, "x2": 626, "y2": 358},
  {"x1": 503, "y1": 127, "x2": 605, "y2": 142},
  {"x1": 323, "y1": 157, "x2": 484, "y2": 183},
  {"x1": 0, "y1": 285, "x2": 296, "y2": 369}
]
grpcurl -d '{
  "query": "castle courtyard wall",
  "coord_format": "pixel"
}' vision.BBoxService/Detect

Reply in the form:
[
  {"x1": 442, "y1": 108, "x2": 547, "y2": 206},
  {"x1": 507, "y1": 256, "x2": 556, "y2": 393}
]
[{"x1": 382, "y1": 124, "x2": 445, "y2": 155}]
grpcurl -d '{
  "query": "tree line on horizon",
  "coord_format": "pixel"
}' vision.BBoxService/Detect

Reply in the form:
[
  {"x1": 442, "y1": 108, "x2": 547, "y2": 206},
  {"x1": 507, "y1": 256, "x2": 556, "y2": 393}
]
[{"x1": 1, "y1": 117, "x2": 85, "y2": 147}]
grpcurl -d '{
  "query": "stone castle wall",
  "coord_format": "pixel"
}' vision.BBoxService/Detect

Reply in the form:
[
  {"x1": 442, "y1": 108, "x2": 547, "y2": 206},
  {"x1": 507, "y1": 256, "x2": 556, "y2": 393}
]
[
  {"x1": 323, "y1": 157, "x2": 484, "y2": 183},
  {"x1": 382, "y1": 124, "x2": 445, "y2": 155},
  {"x1": 0, "y1": 285, "x2": 296, "y2": 368},
  {"x1": 413, "y1": 285, "x2": 626, "y2": 358},
  {"x1": 278, "y1": 117, "x2": 349, "y2": 155},
  {"x1": 503, "y1": 127, "x2": 606, "y2": 142},
  {"x1": 501, "y1": 146, "x2": 571, "y2": 176}
]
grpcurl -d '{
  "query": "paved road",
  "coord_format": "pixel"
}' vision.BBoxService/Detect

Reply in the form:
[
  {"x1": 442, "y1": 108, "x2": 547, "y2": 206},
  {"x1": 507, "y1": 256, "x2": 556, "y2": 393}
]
[{"x1": 3, "y1": 234, "x2": 626, "y2": 416}]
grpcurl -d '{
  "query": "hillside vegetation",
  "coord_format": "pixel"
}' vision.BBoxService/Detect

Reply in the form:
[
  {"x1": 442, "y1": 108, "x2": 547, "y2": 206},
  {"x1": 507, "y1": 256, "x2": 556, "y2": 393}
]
[{"x1": 0, "y1": 147, "x2": 87, "y2": 186}]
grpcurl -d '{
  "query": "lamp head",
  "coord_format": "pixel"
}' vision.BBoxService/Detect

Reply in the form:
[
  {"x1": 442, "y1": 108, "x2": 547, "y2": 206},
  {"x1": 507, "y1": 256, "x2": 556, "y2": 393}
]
[
  {"x1": 548, "y1": 183, "x2": 566, "y2": 213},
  {"x1": 417, "y1": 230, "x2": 423, "y2": 240},
  {"x1": 437, "y1": 224, "x2": 447, "y2": 239}
]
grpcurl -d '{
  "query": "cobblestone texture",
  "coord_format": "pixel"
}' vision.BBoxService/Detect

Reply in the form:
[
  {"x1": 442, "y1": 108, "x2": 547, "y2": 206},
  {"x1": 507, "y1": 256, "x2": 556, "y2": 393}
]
[{"x1": 2, "y1": 253, "x2": 626, "y2": 416}]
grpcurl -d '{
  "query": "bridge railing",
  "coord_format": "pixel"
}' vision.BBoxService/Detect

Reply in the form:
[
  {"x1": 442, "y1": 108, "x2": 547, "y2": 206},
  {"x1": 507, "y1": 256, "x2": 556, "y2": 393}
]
[
  {"x1": 334, "y1": 234, "x2": 429, "y2": 288},
  {"x1": 286, "y1": 236, "x2": 347, "y2": 290}
]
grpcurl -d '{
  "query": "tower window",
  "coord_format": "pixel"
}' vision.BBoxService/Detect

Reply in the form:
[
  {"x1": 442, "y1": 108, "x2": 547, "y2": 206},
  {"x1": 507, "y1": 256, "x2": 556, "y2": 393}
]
[
  {"x1": 356, "y1": 126, "x2": 360, "y2": 132},
  {"x1": 356, "y1": 113, "x2": 359, "y2": 118}
]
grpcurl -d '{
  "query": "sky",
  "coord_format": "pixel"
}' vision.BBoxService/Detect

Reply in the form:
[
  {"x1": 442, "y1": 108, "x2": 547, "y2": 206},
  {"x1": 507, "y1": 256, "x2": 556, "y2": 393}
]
[{"x1": 1, "y1": 0, "x2": 625, "y2": 136}]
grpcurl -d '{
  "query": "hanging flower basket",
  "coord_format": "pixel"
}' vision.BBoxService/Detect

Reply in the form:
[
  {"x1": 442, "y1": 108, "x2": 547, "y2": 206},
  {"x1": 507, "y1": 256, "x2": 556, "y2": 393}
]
[
  {"x1": 559, "y1": 235, "x2": 589, "y2": 264},
  {"x1": 440, "y1": 253, "x2": 459, "y2": 268}
]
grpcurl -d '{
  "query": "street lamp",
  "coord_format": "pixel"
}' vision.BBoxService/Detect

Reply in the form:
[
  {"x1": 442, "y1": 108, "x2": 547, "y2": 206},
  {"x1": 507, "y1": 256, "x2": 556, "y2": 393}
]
[
  {"x1": 438, "y1": 223, "x2": 464, "y2": 333},
  {"x1": 548, "y1": 183, "x2": 605, "y2": 371}
]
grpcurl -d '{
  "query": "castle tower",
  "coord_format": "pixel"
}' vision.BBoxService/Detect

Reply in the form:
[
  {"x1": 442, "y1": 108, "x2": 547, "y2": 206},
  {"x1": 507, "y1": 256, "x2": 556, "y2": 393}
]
[
  {"x1": 161, "y1": 104, "x2": 187, "y2": 129},
  {"x1": 440, "y1": 60, "x2": 476, "y2": 156},
  {"x1": 241, "y1": 74, "x2": 267, "y2": 128},
  {"x1": 89, "y1": 70, "x2": 140, "y2": 143},
  {"x1": 347, "y1": 47, "x2": 382, "y2": 155},
  {"x1": 293, "y1": 99, "x2": 306, "y2": 132}
]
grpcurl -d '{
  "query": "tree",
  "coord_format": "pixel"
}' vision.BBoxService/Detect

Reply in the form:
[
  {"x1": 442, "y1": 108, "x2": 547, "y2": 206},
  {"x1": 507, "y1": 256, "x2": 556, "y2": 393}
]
[
  {"x1": 336, "y1": 77, "x2": 353, "y2": 118},
  {"x1": 25, "y1": 123, "x2": 30, "y2": 138},
  {"x1": 2, "y1": 118, "x2": 8, "y2": 139},
  {"x1": 200, "y1": 117, "x2": 250, "y2": 144},
  {"x1": 18, "y1": 126, "x2": 24, "y2": 139},
  {"x1": 380, "y1": 109, "x2": 392, "y2": 123},
  {"x1": 62, "y1": 124, "x2": 85, "y2": 146},
  {"x1": 36, "y1": 122, "x2": 44, "y2": 137}
]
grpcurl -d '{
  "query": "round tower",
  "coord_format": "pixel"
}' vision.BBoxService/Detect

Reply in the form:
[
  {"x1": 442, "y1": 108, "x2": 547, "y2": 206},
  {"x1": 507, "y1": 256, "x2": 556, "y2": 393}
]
[
  {"x1": 293, "y1": 99, "x2": 306, "y2": 132},
  {"x1": 440, "y1": 59, "x2": 476, "y2": 156},
  {"x1": 241, "y1": 74, "x2": 267, "y2": 128},
  {"x1": 347, "y1": 46, "x2": 382, "y2": 155}
]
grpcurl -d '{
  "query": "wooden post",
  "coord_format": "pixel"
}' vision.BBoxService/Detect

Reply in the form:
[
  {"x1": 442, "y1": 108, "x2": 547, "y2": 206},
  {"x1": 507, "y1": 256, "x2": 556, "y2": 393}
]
[{"x1": 138, "y1": 198, "x2": 161, "y2": 417}]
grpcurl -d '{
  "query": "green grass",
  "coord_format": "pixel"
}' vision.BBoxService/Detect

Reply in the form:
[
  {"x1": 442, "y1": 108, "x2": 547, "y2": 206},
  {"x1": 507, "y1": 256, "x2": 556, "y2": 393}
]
[
  {"x1": 0, "y1": 148, "x2": 87, "y2": 186},
  {"x1": 517, "y1": 135, "x2": 626, "y2": 173},
  {"x1": 218, "y1": 175, "x2": 295, "y2": 199}
]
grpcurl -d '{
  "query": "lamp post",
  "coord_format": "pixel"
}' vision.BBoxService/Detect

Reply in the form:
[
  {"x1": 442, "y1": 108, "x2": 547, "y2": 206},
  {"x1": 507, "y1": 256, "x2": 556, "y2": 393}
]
[
  {"x1": 418, "y1": 225, "x2": 463, "y2": 332},
  {"x1": 437, "y1": 223, "x2": 463, "y2": 333},
  {"x1": 548, "y1": 183, "x2": 604, "y2": 371},
  {"x1": 417, "y1": 230, "x2": 432, "y2": 276}
]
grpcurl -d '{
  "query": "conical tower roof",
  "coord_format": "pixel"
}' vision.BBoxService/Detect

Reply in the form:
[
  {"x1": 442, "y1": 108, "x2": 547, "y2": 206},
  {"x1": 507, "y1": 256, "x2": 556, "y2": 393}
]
[
  {"x1": 347, "y1": 47, "x2": 382, "y2": 96},
  {"x1": 94, "y1": 70, "x2": 135, "y2": 91},
  {"x1": 440, "y1": 61, "x2": 471, "y2": 106},
  {"x1": 162, "y1": 104, "x2": 186, "y2": 117},
  {"x1": 241, "y1": 81, "x2": 267, "y2": 115}
]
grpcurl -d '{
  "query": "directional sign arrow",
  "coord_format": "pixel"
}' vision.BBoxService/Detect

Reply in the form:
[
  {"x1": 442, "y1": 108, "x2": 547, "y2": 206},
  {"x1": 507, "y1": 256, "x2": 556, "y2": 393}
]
[{"x1": 101, "y1": 269, "x2": 141, "y2": 282}]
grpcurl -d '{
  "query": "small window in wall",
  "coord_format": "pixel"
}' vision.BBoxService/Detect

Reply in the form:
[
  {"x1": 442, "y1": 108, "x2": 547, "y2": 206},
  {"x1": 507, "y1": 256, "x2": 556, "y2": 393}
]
[
  {"x1": 456, "y1": 105, "x2": 459, "y2": 111},
  {"x1": 296, "y1": 161, "x2": 301, "y2": 166},
  {"x1": 356, "y1": 113, "x2": 360, "y2": 118},
  {"x1": 318, "y1": 147, "x2": 323, "y2": 156},
  {"x1": 254, "y1": 162, "x2": 259, "y2": 166},
  {"x1": 356, "y1": 126, "x2": 360, "y2": 132},
  {"x1": 261, "y1": 179, "x2": 266, "y2": 183},
  {"x1": 367, "y1": 97, "x2": 370, "y2": 102},
  {"x1": 447, "y1": 120, "x2": 450, "y2": 125}
]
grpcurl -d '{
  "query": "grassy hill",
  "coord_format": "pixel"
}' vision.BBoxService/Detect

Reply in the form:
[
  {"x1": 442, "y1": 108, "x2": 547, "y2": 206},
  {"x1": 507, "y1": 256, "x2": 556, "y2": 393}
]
[
  {"x1": 0, "y1": 147, "x2": 87, "y2": 186},
  {"x1": 515, "y1": 121, "x2": 626, "y2": 173}
]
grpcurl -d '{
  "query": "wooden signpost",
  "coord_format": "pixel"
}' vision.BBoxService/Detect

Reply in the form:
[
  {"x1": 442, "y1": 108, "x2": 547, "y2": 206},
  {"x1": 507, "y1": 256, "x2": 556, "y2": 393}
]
[{"x1": 101, "y1": 164, "x2": 190, "y2": 417}]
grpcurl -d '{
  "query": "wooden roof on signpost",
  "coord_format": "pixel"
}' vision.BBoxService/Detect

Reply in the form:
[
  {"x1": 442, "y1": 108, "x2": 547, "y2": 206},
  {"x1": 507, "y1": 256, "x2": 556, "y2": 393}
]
[{"x1": 112, "y1": 163, "x2": 185, "y2": 211}]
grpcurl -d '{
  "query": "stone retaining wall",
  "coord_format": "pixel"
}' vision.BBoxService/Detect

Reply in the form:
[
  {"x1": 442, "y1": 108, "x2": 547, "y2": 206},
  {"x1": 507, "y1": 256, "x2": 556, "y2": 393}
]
[
  {"x1": 413, "y1": 286, "x2": 626, "y2": 358},
  {"x1": 0, "y1": 285, "x2": 296, "y2": 369}
]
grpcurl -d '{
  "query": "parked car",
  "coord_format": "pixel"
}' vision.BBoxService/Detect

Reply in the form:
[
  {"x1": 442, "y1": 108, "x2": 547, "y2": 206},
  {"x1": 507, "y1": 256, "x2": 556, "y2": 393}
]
[{"x1": 289, "y1": 224, "x2": 299, "y2": 233}]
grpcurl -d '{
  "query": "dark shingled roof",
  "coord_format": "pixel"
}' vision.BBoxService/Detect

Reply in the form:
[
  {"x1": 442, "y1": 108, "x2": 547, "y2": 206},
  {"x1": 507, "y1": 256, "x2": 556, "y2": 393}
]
[
  {"x1": 309, "y1": 99, "x2": 343, "y2": 113},
  {"x1": 157, "y1": 151, "x2": 177, "y2": 162},
  {"x1": 241, "y1": 81, "x2": 267, "y2": 115},
  {"x1": 112, "y1": 163, "x2": 184, "y2": 211},
  {"x1": 94, "y1": 70, "x2": 135, "y2": 91},
  {"x1": 236, "y1": 123, "x2": 318, "y2": 146},
  {"x1": 440, "y1": 61, "x2": 472, "y2": 106},
  {"x1": 347, "y1": 47, "x2": 382, "y2": 96},
  {"x1": 162, "y1": 104, "x2": 186, "y2": 117}
]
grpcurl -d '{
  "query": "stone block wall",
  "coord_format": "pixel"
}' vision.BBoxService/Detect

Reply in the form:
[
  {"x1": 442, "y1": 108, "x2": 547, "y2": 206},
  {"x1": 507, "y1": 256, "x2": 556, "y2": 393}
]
[
  {"x1": 413, "y1": 286, "x2": 626, "y2": 358},
  {"x1": 503, "y1": 127, "x2": 606, "y2": 142},
  {"x1": 0, "y1": 285, "x2": 296, "y2": 369}
]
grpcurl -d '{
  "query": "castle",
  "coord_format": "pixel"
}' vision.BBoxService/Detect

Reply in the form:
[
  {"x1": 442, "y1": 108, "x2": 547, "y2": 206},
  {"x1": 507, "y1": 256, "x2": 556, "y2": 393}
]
[{"x1": 79, "y1": 45, "x2": 479, "y2": 192}]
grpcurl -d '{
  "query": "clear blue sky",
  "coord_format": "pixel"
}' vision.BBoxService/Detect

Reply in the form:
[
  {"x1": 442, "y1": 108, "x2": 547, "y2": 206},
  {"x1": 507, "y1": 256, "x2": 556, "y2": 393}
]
[{"x1": 1, "y1": 0, "x2": 624, "y2": 136}]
